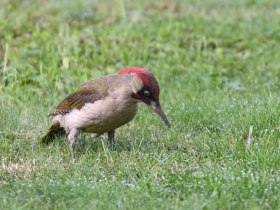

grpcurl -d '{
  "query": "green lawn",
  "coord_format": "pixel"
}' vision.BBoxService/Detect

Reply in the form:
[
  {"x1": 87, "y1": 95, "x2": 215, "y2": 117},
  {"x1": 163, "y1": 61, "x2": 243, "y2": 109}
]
[{"x1": 1, "y1": 0, "x2": 280, "y2": 209}]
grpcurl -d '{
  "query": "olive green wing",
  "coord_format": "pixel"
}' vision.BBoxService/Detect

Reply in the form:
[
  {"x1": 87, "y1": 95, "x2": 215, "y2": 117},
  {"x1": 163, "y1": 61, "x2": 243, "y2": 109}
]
[{"x1": 49, "y1": 78, "x2": 108, "y2": 116}]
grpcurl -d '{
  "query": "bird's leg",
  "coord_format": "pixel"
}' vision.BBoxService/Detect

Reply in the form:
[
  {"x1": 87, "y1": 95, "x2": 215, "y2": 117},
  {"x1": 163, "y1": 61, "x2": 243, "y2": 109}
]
[
  {"x1": 107, "y1": 130, "x2": 115, "y2": 144},
  {"x1": 67, "y1": 128, "x2": 79, "y2": 160}
]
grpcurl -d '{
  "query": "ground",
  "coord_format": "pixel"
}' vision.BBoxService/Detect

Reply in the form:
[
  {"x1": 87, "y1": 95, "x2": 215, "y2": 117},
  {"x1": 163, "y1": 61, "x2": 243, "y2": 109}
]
[{"x1": 1, "y1": 0, "x2": 280, "y2": 209}]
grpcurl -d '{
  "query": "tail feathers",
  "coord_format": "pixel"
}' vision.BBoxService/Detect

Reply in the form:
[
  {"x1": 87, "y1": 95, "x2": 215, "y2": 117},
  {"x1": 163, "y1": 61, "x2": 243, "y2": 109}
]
[{"x1": 42, "y1": 124, "x2": 66, "y2": 144}]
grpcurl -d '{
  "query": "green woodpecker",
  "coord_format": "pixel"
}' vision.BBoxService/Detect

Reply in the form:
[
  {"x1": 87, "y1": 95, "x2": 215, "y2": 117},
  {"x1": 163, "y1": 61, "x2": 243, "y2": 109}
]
[{"x1": 42, "y1": 67, "x2": 170, "y2": 157}]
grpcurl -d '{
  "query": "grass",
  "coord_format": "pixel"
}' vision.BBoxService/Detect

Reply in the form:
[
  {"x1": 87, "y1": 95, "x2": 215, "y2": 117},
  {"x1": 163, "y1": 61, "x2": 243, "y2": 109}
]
[{"x1": 1, "y1": 0, "x2": 280, "y2": 209}]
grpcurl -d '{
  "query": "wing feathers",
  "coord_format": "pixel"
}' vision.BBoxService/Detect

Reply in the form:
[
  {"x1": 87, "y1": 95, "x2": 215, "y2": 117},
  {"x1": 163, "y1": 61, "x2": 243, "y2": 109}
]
[{"x1": 49, "y1": 78, "x2": 107, "y2": 116}]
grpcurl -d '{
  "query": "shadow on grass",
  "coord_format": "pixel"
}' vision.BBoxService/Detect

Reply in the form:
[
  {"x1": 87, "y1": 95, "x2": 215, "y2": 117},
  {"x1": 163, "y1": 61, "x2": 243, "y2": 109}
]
[
  {"x1": 76, "y1": 135, "x2": 134, "y2": 154},
  {"x1": 40, "y1": 131, "x2": 175, "y2": 159},
  {"x1": 42, "y1": 133, "x2": 135, "y2": 156}
]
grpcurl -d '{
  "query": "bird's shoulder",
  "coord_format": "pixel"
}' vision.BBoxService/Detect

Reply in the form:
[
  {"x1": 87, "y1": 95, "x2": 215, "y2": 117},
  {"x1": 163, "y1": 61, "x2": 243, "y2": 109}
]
[{"x1": 49, "y1": 76, "x2": 110, "y2": 116}]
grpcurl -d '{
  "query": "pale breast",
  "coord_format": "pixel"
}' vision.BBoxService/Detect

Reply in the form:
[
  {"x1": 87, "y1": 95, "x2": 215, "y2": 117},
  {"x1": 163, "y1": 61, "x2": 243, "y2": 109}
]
[{"x1": 56, "y1": 97, "x2": 138, "y2": 134}]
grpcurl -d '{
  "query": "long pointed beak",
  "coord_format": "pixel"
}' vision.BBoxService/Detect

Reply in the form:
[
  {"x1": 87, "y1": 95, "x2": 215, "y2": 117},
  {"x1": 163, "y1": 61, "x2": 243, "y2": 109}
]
[{"x1": 150, "y1": 101, "x2": 171, "y2": 128}]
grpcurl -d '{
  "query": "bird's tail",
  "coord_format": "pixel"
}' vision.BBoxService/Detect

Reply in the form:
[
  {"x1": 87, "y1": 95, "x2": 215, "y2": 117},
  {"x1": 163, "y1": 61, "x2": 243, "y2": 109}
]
[{"x1": 42, "y1": 122, "x2": 66, "y2": 144}]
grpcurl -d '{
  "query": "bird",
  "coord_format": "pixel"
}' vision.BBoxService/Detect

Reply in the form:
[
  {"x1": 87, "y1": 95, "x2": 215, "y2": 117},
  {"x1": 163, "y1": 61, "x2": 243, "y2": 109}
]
[{"x1": 42, "y1": 67, "x2": 170, "y2": 158}]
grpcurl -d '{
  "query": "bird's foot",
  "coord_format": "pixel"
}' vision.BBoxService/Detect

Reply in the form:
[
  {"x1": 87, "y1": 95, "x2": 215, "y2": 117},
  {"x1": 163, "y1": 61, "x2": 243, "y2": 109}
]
[
  {"x1": 107, "y1": 130, "x2": 116, "y2": 144},
  {"x1": 70, "y1": 150, "x2": 75, "y2": 163},
  {"x1": 67, "y1": 128, "x2": 79, "y2": 162}
]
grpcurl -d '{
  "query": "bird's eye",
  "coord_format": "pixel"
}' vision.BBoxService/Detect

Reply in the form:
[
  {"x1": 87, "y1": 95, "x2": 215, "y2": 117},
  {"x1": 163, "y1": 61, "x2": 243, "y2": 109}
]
[{"x1": 143, "y1": 90, "x2": 150, "y2": 96}]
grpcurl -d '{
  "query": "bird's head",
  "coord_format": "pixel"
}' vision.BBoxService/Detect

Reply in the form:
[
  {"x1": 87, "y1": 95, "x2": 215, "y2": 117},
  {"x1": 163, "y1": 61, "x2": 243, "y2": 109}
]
[{"x1": 118, "y1": 67, "x2": 170, "y2": 128}]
